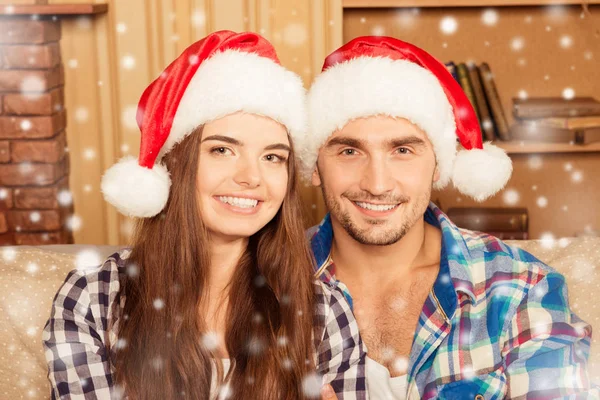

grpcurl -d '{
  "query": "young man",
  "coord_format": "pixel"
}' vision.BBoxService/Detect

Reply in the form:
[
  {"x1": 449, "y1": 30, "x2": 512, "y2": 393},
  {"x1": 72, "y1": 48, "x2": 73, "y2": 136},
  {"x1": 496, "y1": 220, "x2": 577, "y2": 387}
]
[{"x1": 299, "y1": 36, "x2": 597, "y2": 399}]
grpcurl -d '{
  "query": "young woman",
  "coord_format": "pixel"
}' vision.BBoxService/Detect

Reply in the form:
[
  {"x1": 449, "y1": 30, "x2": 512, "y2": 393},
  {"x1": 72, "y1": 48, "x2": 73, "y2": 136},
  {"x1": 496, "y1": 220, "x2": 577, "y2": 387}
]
[{"x1": 42, "y1": 31, "x2": 366, "y2": 400}]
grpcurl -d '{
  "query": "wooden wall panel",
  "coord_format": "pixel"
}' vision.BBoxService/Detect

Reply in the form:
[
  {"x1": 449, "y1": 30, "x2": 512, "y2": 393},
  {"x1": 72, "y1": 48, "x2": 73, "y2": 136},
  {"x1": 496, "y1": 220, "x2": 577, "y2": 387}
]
[
  {"x1": 344, "y1": 5, "x2": 600, "y2": 238},
  {"x1": 44, "y1": 0, "x2": 339, "y2": 244}
]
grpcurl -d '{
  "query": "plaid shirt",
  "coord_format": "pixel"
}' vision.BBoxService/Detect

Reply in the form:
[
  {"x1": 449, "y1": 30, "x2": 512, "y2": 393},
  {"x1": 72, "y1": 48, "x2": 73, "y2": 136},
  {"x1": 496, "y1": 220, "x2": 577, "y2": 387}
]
[
  {"x1": 310, "y1": 202, "x2": 598, "y2": 399},
  {"x1": 42, "y1": 249, "x2": 367, "y2": 399}
]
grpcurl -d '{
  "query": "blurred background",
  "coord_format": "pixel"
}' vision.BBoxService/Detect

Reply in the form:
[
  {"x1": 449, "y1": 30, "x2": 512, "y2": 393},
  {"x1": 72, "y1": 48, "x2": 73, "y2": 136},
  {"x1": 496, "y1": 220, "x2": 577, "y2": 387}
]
[{"x1": 0, "y1": 0, "x2": 599, "y2": 246}]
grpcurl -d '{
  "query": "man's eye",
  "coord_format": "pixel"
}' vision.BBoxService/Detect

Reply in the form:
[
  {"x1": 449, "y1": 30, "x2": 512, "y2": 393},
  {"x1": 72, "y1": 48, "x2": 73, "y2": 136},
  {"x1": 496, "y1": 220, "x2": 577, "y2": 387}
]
[
  {"x1": 397, "y1": 147, "x2": 412, "y2": 154},
  {"x1": 342, "y1": 149, "x2": 356, "y2": 155}
]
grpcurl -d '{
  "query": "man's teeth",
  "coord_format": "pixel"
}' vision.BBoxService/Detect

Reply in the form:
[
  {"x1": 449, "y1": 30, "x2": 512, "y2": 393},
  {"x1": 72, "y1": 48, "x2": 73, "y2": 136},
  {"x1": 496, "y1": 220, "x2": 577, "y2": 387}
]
[
  {"x1": 355, "y1": 202, "x2": 397, "y2": 211},
  {"x1": 218, "y1": 196, "x2": 259, "y2": 208}
]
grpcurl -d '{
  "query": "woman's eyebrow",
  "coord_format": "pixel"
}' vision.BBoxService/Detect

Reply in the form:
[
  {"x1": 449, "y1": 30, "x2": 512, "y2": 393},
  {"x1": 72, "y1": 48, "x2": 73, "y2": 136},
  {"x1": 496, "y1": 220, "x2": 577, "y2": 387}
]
[
  {"x1": 264, "y1": 143, "x2": 291, "y2": 151},
  {"x1": 201, "y1": 135, "x2": 242, "y2": 145}
]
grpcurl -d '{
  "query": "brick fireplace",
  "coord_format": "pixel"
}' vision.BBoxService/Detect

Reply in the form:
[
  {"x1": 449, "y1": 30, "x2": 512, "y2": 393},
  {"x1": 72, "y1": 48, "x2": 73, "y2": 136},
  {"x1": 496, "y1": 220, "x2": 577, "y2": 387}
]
[{"x1": 0, "y1": 3, "x2": 107, "y2": 245}]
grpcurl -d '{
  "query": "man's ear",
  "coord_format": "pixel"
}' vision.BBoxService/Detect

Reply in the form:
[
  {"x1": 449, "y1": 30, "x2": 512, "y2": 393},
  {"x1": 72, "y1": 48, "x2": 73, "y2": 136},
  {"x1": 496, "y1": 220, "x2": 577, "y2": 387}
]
[
  {"x1": 433, "y1": 162, "x2": 440, "y2": 183},
  {"x1": 311, "y1": 165, "x2": 322, "y2": 187}
]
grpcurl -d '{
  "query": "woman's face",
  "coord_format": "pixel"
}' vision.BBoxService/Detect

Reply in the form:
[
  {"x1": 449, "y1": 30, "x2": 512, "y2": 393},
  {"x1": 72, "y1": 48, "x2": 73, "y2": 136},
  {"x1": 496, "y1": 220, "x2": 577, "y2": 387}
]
[{"x1": 197, "y1": 112, "x2": 290, "y2": 242}]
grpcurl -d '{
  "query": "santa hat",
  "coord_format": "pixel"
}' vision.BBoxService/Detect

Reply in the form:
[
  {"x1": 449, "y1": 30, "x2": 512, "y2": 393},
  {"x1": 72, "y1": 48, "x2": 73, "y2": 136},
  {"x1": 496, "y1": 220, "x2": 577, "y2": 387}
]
[
  {"x1": 300, "y1": 36, "x2": 512, "y2": 202},
  {"x1": 101, "y1": 31, "x2": 307, "y2": 218}
]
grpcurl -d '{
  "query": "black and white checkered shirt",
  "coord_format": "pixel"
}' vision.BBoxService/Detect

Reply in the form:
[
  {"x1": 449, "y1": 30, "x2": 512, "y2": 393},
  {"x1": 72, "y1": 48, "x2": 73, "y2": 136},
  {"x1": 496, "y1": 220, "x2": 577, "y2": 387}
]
[{"x1": 42, "y1": 249, "x2": 367, "y2": 399}]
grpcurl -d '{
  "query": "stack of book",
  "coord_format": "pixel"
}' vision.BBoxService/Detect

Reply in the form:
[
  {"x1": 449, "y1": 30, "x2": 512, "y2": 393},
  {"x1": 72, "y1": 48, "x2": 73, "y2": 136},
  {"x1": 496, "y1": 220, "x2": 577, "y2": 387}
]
[
  {"x1": 446, "y1": 207, "x2": 529, "y2": 240},
  {"x1": 511, "y1": 97, "x2": 600, "y2": 144},
  {"x1": 445, "y1": 62, "x2": 511, "y2": 142}
]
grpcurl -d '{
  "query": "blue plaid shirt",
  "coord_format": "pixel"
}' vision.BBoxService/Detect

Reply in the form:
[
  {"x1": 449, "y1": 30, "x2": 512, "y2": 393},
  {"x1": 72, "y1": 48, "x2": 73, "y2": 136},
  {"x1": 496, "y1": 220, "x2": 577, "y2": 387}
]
[{"x1": 309, "y1": 202, "x2": 598, "y2": 399}]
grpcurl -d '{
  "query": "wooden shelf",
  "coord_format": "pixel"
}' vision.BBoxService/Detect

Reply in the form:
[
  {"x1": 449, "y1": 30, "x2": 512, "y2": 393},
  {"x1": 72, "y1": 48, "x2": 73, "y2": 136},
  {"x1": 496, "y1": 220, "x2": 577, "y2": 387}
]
[
  {"x1": 0, "y1": 4, "x2": 107, "y2": 16},
  {"x1": 494, "y1": 141, "x2": 600, "y2": 154},
  {"x1": 343, "y1": 0, "x2": 600, "y2": 8}
]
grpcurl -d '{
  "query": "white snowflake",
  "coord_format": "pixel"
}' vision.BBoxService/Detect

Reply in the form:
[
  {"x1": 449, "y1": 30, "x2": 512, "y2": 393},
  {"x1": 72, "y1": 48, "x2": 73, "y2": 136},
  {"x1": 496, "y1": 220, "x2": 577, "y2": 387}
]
[
  {"x1": 564, "y1": 162, "x2": 573, "y2": 171},
  {"x1": 121, "y1": 55, "x2": 136, "y2": 70},
  {"x1": 301, "y1": 373, "x2": 322, "y2": 398},
  {"x1": 68, "y1": 59, "x2": 79, "y2": 69},
  {"x1": 20, "y1": 119, "x2": 32, "y2": 131},
  {"x1": 26, "y1": 262, "x2": 39, "y2": 274},
  {"x1": 537, "y1": 196, "x2": 548, "y2": 208},
  {"x1": 511, "y1": 36, "x2": 525, "y2": 51},
  {"x1": 395, "y1": 8, "x2": 419, "y2": 29},
  {"x1": 481, "y1": 9, "x2": 498, "y2": 26},
  {"x1": 202, "y1": 332, "x2": 220, "y2": 351},
  {"x1": 393, "y1": 356, "x2": 409, "y2": 373},
  {"x1": 153, "y1": 298, "x2": 165, "y2": 310},
  {"x1": 560, "y1": 35, "x2": 573, "y2": 49},
  {"x1": 75, "y1": 107, "x2": 89, "y2": 123},
  {"x1": 0, "y1": 188, "x2": 7, "y2": 200},
  {"x1": 540, "y1": 232, "x2": 555, "y2": 248},
  {"x1": 517, "y1": 90, "x2": 528, "y2": 100},
  {"x1": 528, "y1": 155, "x2": 543, "y2": 170},
  {"x1": 29, "y1": 211, "x2": 41, "y2": 223},
  {"x1": 562, "y1": 87, "x2": 575, "y2": 100},
  {"x1": 116, "y1": 22, "x2": 127, "y2": 34},
  {"x1": 121, "y1": 105, "x2": 139, "y2": 130},
  {"x1": 83, "y1": 148, "x2": 96, "y2": 160},
  {"x1": 571, "y1": 170, "x2": 583, "y2": 183},
  {"x1": 66, "y1": 214, "x2": 83, "y2": 232},
  {"x1": 76, "y1": 249, "x2": 102, "y2": 270},
  {"x1": 2, "y1": 247, "x2": 17, "y2": 262},
  {"x1": 371, "y1": 25, "x2": 385, "y2": 36},
  {"x1": 76, "y1": 17, "x2": 92, "y2": 30},
  {"x1": 439, "y1": 16, "x2": 458, "y2": 35},
  {"x1": 83, "y1": 184, "x2": 93, "y2": 193},
  {"x1": 57, "y1": 189, "x2": 73, "y2": 206},
  {"x1": 584, "y1": 51, "x2": 593, "y2": 60},
  {"x1": 121, "y1": 143, "x2": 130, "y2": 153},
  {"x1": 503, "y1": 188, "x2": 520, "y2": 205},
  {"x1": 282, "y1": 23, "x2": 308, "y2": 46}
]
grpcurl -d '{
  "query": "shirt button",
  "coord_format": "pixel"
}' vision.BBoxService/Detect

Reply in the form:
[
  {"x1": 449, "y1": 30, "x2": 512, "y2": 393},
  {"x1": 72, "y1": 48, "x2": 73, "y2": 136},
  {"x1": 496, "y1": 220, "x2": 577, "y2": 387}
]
[{"x1": 475, "y1": 395, "x2": 485, "y2": 400}]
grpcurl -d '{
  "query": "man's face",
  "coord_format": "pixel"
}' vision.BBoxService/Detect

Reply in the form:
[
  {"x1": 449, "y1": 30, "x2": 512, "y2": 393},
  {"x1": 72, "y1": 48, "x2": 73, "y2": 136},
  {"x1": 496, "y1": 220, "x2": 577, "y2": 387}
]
[{"x1": 312, "y1": 115, "x2": 440, "y2": 246}]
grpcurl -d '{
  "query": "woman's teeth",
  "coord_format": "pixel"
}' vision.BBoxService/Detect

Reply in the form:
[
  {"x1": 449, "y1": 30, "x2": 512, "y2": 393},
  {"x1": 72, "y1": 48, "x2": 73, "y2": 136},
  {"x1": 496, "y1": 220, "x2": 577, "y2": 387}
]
[
  {"x1": 355, "y1": 202, "x2": 397, "y2": 211},
  {"x1": 218, "y1": 196, "x2": 259, "y2": 208}
]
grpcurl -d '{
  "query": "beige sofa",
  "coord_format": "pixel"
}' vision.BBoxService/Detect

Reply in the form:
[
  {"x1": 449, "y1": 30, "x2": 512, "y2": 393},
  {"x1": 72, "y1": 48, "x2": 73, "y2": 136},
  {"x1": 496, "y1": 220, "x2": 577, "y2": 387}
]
[{"x1": 1, "y1": 239, "x2": 599, "y2": 399}]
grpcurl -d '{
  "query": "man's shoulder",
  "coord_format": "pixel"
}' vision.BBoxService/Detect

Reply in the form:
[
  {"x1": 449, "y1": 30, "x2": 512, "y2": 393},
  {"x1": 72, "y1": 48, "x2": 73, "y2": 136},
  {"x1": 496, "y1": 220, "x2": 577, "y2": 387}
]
[{"x1": 455, "y1": 228, "x2": 559, "y2": 299}]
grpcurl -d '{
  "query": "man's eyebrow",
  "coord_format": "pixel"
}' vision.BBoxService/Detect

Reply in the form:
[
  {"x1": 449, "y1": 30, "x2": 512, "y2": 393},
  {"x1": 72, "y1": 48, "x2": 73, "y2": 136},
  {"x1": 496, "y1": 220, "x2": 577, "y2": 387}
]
[
  {"x1": 201, "y1": 135, "x2": 242, "y2": 145},
  {"x1": 388, "y1": 136, "x2": 427, "y2": 148},
  {"x1": 325, "y1": 137, "x2": 366, "y2": 149}
]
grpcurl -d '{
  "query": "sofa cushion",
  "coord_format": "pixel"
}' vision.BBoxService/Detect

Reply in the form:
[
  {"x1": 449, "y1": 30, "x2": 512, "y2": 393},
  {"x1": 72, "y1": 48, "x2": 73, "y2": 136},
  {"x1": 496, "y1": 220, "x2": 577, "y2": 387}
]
[{"x1": 0, "y1": 239, "x2": 598, "y2": 398}]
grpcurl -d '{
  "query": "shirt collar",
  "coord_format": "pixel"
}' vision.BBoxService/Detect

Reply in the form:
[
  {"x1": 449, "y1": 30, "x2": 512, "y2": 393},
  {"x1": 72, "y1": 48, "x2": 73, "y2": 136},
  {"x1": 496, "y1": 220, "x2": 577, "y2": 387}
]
[{"x1": 310, "y1": 202, "x2": 477, "y2": 312}]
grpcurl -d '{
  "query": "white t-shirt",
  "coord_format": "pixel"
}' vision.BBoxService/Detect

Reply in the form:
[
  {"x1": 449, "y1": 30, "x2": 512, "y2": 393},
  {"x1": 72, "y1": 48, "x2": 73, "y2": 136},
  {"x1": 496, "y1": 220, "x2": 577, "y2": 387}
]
[
  {"x1": 210, "y1": 359, "x2": 232, "y2": 400},
  {"x1": 366, "y1": 356, "x2": 408, "y2": 400}
]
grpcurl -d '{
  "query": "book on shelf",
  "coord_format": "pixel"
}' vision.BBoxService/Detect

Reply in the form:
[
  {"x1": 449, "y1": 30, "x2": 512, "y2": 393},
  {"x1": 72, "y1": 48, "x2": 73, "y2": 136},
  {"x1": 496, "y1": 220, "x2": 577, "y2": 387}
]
[
  {"x1": 479, "y1": 63, "x2": 511, "y2": 141},
  {"x1": 467, "y1": 63, "x2": 496, "y2": 141},
  {"x1": 519, "y1": 115, "x2": 600, "y2": 130},
  {"x1": 445, "y1": 61, "x2": 459, "y2": 83},
  {"x1": 456, "y1": 63, "x2": 481, "y2": 126},
  {"x1": 511, "y1": 99, "x2": 600, "y2": 144},
  {"x1": 446, "y1": 207, "x2": 529, "y2": 235},
  {"x1": 510, "y1": 120, "x2": 577, "y2": 143},
  {"x1": 513, "y1": 97, "x2": 600, "y2": 119}
]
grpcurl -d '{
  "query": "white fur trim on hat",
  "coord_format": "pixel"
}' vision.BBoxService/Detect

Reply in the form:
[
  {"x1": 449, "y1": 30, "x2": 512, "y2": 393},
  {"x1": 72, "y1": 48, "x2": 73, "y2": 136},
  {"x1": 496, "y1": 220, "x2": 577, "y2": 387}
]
[
  {"x1": 452, "y1": 143, "x2": 513, "y2": 202},
  {"x1": 101, "y1": 156, "x2": 171, "y2": 218},
  {"x1": 161, "y1": 49, "x2": 307, "y2": 159},
  {"x1": 303, "y1": 56, "x2": 457, "y2": 188}
]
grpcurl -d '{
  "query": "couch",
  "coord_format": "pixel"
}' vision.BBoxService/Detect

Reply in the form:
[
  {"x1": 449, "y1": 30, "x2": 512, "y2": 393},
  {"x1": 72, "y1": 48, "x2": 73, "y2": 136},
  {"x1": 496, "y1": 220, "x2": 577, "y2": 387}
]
[{"x1": 1, "y1": 238, "x2": 599, "y2": 399}]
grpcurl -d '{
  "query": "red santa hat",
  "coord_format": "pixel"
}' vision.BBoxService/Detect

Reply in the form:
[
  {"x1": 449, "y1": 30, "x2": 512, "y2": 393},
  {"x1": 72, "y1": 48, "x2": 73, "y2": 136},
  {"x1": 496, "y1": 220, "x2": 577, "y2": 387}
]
[
  {"x1": 300, "y1": 36, "x2": 512, "y2": 202},
  {"x1": 101, "y1": 31, "x2": 307, "y2": 218}
]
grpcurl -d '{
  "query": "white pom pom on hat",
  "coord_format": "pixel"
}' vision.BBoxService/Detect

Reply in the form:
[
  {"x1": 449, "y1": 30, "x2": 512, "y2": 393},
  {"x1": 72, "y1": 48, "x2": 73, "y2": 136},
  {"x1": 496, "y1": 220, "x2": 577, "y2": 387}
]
[
  {"x1": 302, "y1": 36, "x2": 512, "y2": 201},
  {"x1": 101, "y1": 30, "x2": 308, "y2": 218}
]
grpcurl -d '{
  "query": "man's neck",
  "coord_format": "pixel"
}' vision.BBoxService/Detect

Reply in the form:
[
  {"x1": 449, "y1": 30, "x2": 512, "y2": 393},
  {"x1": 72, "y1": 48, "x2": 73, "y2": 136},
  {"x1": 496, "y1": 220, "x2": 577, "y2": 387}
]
[{"x1": 330, "y1": 217, "x2": 442, "y2": 288}]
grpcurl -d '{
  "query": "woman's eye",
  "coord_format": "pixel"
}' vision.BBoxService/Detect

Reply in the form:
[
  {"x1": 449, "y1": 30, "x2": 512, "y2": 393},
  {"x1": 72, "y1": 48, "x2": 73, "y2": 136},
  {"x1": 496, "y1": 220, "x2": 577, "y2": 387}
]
[
  {"x1": 211, "y1": 147, "x2": 231, "y2": 155},
  {"x1": 264, "y1": 154, "x2": 287, "y2": 163}
]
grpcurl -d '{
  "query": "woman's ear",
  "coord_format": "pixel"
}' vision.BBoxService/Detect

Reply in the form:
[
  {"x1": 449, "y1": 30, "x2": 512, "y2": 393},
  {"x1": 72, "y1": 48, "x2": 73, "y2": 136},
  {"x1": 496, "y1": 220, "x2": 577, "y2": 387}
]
[{"x1": 433, "y1": 162, "x2": 440, "y2": 183}]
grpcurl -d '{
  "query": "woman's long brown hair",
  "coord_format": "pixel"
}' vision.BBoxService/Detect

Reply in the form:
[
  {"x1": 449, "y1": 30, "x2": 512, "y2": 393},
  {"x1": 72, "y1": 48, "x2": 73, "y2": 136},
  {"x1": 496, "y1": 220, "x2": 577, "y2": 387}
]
[{"x1": 114, "y1": 126, "x2": 317, "y2": 399}]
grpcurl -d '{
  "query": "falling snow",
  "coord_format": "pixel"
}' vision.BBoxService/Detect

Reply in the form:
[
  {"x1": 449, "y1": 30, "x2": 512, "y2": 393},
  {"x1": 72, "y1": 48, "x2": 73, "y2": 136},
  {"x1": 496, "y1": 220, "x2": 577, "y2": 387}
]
[{"x1": 440, "y1": 16, "x2": 458, "y2": 35}]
